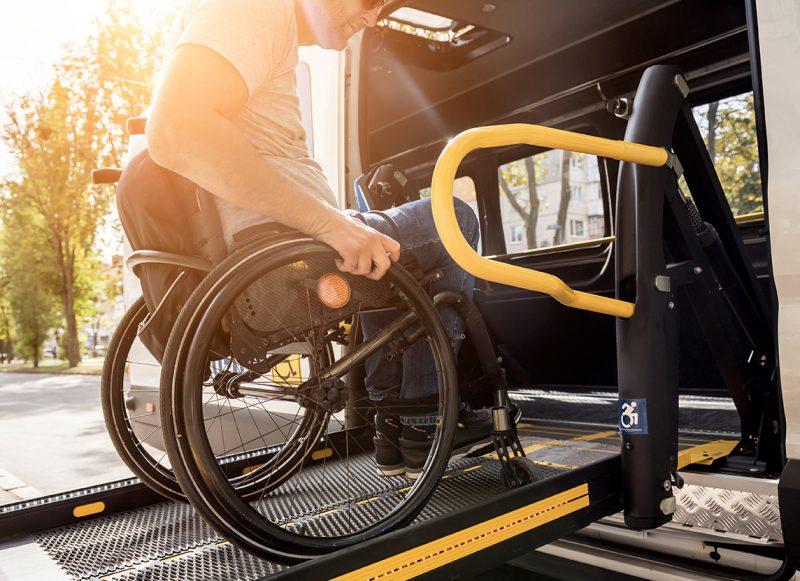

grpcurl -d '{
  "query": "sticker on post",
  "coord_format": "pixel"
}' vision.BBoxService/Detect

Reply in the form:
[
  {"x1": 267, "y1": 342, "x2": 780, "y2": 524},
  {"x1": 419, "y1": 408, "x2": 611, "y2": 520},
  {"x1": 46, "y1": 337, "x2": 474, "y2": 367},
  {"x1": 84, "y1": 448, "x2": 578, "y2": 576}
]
[{"x1": 619, "y1": 398, "x2": 648, "y2": 435}]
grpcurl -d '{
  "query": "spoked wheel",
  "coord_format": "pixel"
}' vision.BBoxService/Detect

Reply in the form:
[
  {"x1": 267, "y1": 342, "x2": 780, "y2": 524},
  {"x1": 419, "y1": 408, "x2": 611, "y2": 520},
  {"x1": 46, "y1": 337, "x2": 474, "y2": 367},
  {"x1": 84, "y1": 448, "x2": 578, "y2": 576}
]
[
  {"x1": 103, "y1": 297, "x2": 332, "y2": 501},
  {"x1": 102, "y1": 297, "x2": 183, "y2": 499},
  {"x1": 161, "y1": 238, "x2": 459, "y2": 562}
]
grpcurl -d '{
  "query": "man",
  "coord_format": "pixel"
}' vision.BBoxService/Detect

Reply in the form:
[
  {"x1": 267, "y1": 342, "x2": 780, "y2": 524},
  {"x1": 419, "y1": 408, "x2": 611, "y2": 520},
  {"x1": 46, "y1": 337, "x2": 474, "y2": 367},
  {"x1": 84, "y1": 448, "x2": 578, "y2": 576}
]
[{"x1": 147, "y1": 0, "x2": 489, "y2": 479}]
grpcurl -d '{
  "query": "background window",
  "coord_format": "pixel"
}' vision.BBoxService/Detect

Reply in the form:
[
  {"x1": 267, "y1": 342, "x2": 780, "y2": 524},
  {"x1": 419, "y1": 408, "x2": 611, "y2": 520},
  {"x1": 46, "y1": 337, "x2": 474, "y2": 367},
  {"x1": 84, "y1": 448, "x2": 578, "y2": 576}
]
[
  {"x1": 498, "y1": 151, "x2": 604, "y2": 253},
  {"x1": 692, "y1": 92, "x2": 762, "y2": 216}
]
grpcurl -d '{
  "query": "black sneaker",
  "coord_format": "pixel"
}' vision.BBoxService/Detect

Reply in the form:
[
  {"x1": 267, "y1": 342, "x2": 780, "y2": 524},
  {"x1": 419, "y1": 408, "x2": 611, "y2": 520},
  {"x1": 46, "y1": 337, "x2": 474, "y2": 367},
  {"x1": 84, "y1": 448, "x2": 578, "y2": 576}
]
[
  {"x1": 399, "y1": 407, "x2": 494, "y2": 479},
  {"x1": 400, "y1": 424, "x2": 435, "y2": 480},
  {"x1": 453, "y1": 406, "x2": 493, "y2": 449},
  {"x1": 374, "y1": 411, "x2": 404, "y2": 477},
  {"x1": 374, "y1": 437, "x2": 405, "y2": 476}
]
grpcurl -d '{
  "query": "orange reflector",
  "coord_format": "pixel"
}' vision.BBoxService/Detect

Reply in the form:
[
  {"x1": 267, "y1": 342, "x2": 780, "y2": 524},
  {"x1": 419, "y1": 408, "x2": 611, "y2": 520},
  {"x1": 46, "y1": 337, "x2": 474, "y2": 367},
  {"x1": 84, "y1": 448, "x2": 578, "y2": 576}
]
[
  {"x1": 316, "y1": 273, "x2": 351, "y2": 309},
  {"x1": 311, "y1": 448, "x2": 333, "y2": 461},
  {"x1": 74, "y1": 501, "x2": 105, "y2": 518},
  {"x1": 146, "y1": 402, "x2": 155, "y2": 413}
]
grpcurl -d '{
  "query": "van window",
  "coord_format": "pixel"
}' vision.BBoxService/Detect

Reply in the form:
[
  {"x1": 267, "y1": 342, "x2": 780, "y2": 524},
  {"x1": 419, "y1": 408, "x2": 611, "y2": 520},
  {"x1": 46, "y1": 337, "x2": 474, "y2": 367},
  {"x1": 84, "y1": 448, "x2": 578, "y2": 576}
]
[
  {"x1": 420, "y1": 175, "x2": 482, "y2": 253},
  {"x1": 497, "y1": 151, "x2": 605, "y2": 254},
  {"x1": 692, "y1": 92, "x2": 762, "y2": 216}
]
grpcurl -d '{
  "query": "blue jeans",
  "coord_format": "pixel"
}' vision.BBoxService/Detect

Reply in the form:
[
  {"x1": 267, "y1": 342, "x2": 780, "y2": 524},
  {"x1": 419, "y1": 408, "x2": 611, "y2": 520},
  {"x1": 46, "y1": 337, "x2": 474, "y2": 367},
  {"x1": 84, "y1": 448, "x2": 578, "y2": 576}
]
[{"x1": 352, "y1": 198, "x2": 480, "y2": 426}]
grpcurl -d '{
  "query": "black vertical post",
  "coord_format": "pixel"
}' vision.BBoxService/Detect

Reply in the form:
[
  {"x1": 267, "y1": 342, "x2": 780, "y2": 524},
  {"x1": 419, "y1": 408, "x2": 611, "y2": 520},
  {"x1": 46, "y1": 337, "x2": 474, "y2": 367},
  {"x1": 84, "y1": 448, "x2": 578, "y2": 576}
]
[{"x1": 615, "y1": 65, "x2": 685, "y2": 529}]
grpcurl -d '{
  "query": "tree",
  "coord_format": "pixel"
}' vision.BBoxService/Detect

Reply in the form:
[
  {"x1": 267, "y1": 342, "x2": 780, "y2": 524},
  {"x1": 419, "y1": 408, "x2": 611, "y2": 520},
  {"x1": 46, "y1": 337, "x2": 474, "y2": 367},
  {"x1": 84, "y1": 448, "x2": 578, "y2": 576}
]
[
  {"x1": 554, "y1": 150, "x2": 572, "y2": 245},
  {"x1": 694, "y1": 95, "x2": 761, "y2": 216},
  {"x1": 0, "y1": 278, "x2": 15, "y2": 363},
  {"x1": 0, "y1": 206, "x2": 59, "y2": 367},
  {"x1": 498, "y1": 156, "x2": 542, "y2": 249},
  {"x1": 1, "y1": 1, "x2": 163, "y2": 366},
  {"x1": 706, "y1": 100, "x2": 719, "y2": 161}
]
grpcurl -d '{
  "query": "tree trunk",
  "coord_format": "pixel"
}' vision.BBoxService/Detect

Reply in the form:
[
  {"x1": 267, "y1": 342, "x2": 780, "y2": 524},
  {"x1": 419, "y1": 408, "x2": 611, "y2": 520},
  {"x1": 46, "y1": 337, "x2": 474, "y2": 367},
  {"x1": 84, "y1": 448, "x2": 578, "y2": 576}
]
[
  {"x1": 554, "y1": 150, "x2": 572, "y2": 245},
  {"x1": 706, "y1": 101, "x2": 719, "y2": 162},
  {"x1": 1, "y1": 308, "x2": 11, "y2": 363},
  {"x1": 63, "y1": 255, "x2": 81, "y2": 367},
  {"x1": 32, "y1": 314, "x2": 39, "y2": 368},
  {"x1": 498, "y1": 169, "x2": 532, "y2": 248},
  {"x1": 523, "y1": 156, "x2": 539, "y2": 248}
]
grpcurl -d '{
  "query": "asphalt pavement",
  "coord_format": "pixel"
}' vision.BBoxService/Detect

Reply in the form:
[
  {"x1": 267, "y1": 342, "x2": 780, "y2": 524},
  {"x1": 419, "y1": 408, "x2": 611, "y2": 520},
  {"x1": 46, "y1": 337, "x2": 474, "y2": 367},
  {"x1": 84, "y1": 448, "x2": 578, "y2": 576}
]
[{"x1": 0, "y1": 372, "x2": 132, "y2": 505}]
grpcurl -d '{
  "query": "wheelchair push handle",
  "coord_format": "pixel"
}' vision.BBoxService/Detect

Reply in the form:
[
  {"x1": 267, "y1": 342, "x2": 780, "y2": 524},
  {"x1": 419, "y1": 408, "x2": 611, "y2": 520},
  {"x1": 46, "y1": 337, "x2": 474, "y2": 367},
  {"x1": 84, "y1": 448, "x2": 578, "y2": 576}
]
[{"x1": 430, "y1": 124, "x2": 670, "y2": 319}]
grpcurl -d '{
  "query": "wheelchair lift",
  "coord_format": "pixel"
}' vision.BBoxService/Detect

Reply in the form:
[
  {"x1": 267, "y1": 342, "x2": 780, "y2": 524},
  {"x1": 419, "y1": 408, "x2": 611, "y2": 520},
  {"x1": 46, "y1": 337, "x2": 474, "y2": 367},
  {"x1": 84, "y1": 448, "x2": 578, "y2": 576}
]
[{"x1": 0, "y1": 64, "x2": 775, "y2": 579}]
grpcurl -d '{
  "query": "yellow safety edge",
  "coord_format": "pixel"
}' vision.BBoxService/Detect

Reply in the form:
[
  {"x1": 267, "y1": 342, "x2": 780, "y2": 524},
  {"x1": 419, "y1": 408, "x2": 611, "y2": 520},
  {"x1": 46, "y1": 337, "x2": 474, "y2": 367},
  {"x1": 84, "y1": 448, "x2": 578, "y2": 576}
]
[
  {"x1": 676, "y1": 439, "x2": 738, "y2": 469},
  {"x1": 73, "y1": 501, "x2": 105, "y2": 518},
  {"x1": 333, "y1": 483, "x2": 590, "y2": 581},
  {"x1": 431, "y1": 124, "x2": 670, "y2": 318}
]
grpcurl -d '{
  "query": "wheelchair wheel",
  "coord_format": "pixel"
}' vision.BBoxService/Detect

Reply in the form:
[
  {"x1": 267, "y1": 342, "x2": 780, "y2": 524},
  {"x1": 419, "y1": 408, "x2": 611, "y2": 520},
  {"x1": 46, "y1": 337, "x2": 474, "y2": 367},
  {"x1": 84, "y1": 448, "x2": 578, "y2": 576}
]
[
  {"x1": 103, "y1": 298, "x2": 333, "y2": 501},
  {"x1": 161, "y1": 237, "x2": 459, "y2": 562},
  {"x1": 102, "y1": 297, "x2": 181, "y2": 499}
]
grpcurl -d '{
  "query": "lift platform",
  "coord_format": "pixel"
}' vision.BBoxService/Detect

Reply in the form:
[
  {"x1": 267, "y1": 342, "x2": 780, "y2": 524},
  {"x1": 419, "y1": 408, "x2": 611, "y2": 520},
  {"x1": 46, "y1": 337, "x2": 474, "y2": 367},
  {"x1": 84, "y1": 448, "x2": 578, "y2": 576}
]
[{"x1": 0, "y1": 425, "x2": 739, "y2": 580}]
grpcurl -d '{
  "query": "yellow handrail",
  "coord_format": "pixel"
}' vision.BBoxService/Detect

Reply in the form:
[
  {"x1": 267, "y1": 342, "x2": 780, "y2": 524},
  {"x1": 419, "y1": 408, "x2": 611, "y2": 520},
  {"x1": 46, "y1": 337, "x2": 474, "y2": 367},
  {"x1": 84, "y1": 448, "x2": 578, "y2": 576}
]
[{"x1": 431, "y1": 124, "x2": 670, "y2": 318}]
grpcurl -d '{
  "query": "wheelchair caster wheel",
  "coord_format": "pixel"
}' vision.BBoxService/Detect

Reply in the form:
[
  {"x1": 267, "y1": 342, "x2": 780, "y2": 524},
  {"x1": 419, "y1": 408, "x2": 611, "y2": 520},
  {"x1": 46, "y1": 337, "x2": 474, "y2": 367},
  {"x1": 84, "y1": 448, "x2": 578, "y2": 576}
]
[{"x1": 502, "y1": 457, "x2": 539, "y2": 489}]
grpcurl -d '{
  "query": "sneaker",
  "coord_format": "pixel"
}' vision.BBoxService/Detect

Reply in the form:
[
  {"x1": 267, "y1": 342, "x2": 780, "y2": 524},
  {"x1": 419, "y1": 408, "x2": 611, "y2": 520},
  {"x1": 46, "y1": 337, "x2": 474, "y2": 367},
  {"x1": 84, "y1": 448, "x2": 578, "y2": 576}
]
[
  {"x1": 399, "y1": 407, "x2": 494, "y2": 479},
  {"x1": 400, "y1": 424, "x2": 435, "y2": 480},
  {"x1": 453, "y1": 406, "x2": 493, "y2": 450},
  {"x1": 399, "y1": 437, "x2": 431, "y2": 480},
  {"x1": 374, "y1": 436, "x2": 405, "y2": 476},
  {"x1": 374, "y1": 411, "x2": 404, "y2": 477}
]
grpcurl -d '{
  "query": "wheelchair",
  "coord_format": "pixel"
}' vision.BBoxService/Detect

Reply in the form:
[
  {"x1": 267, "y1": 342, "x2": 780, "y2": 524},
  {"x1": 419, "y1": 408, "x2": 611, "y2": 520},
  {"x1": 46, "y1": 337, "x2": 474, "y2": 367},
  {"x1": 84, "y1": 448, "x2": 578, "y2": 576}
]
[{"x1": 96, "y1": 129, "x2": 535, "y2": 561}]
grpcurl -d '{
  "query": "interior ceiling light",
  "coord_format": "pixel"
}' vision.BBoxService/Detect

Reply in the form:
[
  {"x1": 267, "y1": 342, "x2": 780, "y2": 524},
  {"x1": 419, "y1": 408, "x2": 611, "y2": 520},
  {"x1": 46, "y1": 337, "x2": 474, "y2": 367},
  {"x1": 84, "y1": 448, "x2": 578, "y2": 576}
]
[{"x1": 388, "y1": 7, "x2": 455, "y2": 30}]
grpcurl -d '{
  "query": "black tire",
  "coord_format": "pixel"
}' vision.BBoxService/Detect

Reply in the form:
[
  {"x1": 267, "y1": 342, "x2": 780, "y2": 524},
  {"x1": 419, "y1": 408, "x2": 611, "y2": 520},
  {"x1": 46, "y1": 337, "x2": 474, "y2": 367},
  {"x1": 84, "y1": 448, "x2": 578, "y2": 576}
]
[
  {"x1": 502, "y1": 457, "x2": 541, "y2": 489},
  {"x1": 103, "y1": 295, "x2": 330, "y2": 502},
  {"x1": 102, "y1": 297, "x2": 183, "y2": 500},
  {"x1": 161, "y1": 238, "x2": 459, "y2": 562}
]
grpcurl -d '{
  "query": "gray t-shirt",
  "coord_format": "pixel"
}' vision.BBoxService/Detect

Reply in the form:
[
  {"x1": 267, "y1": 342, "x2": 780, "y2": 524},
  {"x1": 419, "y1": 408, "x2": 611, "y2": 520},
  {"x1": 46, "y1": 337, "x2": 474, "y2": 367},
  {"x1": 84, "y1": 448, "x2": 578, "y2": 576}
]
[{"x1": 163, "y1": 0, "x2": 337, "y2": 244}]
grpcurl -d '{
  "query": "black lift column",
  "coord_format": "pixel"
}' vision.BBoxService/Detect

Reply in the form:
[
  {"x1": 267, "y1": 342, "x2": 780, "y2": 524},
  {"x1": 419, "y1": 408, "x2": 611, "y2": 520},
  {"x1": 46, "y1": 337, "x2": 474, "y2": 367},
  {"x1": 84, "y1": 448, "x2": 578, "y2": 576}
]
[{"x1": 615, "y1": 65, "x2": 685, "y2": 529}]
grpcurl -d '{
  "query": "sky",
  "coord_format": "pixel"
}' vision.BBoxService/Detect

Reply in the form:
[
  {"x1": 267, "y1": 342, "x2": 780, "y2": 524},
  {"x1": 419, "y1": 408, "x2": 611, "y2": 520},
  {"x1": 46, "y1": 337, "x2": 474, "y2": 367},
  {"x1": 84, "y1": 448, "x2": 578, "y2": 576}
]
[{"x1": 0, "y1": 0, "x2": 170, "y2": 177}]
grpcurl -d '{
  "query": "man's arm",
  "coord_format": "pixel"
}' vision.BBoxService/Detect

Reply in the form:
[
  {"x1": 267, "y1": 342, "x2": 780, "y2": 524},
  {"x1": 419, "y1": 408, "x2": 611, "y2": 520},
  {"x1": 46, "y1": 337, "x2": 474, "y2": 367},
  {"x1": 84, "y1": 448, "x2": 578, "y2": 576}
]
[{"x1": 146, "y1": 44, "x2": 399, "y2": 279}]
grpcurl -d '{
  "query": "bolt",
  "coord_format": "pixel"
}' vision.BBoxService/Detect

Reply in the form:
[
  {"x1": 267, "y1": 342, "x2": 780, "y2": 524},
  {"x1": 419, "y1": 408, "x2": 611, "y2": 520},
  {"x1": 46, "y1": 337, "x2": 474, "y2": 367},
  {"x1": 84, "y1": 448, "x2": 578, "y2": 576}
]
[
  {"x1": 667, "y1": 301, "x2": 675, "y2": 309},
  {"x1": 693, "y1": 266, "x2": 703, "y2": 274},
  {"x1": 663, "y1": 480, "x2": 672, "y2": 491},
  {"x1": 625, "y1": 442, "x2": 633, "y2": 450}
]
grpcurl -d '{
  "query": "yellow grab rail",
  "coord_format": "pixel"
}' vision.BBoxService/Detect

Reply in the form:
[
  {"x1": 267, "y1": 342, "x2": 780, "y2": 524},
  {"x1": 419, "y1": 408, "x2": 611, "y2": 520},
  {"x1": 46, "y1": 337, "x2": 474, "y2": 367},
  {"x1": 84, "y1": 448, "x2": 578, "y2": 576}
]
[{"x1": 431, "y1": 124, "x2": 670, "y2": 318}]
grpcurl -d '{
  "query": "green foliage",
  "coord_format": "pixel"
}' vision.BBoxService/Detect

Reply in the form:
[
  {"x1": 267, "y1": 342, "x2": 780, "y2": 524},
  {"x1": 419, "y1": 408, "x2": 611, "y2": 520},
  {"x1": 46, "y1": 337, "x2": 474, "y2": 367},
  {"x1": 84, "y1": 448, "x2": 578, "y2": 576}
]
[
  {"x1": 0, "y1": 206, "x2": 59, "y2": 366},
  {"x1": 0, "y1": 0, "x2": 163, "y2": 366},
  {"x1": 693, "y1": 94, "x2": 763, "y2": 216}
]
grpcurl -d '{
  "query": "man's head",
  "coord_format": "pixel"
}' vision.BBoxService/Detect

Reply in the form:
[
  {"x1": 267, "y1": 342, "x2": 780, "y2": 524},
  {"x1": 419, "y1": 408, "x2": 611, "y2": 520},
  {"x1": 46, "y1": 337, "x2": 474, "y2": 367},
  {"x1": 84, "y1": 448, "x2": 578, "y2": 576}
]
[{"x1": 296, "y1": 0, "x2": 385, "y2": 50}]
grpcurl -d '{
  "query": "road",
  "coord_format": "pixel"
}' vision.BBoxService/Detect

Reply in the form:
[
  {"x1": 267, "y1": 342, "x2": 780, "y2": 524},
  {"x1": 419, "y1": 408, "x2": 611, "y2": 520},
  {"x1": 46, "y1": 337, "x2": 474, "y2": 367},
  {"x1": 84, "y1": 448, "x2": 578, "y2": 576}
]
[{"x1": 0, "y1": 372, "x2": 132, "y2": 505}]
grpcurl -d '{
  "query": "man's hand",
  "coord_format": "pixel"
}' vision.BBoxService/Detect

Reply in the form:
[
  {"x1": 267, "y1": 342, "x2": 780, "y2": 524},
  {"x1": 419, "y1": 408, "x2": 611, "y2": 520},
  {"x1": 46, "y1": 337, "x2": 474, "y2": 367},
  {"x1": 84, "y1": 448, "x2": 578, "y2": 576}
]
[{"x1": 312, "y1": 212, "x2": 400, "y2": 280}]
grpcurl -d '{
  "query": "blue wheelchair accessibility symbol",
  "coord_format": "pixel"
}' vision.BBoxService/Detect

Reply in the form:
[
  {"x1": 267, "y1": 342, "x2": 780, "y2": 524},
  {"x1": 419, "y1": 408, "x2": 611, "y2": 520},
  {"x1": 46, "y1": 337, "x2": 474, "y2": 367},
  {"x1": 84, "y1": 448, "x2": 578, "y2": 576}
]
[{"x1": 619, "y1": 398, "x2": 648, "y2": 435}]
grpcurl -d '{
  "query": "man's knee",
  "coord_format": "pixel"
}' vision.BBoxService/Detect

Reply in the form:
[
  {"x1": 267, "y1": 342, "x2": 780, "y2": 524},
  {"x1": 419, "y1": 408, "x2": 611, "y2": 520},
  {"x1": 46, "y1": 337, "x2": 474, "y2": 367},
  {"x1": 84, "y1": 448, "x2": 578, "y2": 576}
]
[{"x1": 453, "y1": 198, "x2": 480, "y2": 248}]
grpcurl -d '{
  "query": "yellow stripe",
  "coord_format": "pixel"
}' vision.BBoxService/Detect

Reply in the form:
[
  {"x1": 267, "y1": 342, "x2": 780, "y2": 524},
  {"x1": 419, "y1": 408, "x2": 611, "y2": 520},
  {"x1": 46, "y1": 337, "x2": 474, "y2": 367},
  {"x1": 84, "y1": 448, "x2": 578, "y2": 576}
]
[
  {"x1": 311, "y1": 448, "x2": 333, "y2": 461},
  {"x1": 486, "y1": 429, "x2": 617, "y2": 459},
  {"x1": 676, "y1": 440, "x2": 737, "y2": 469},
  {"x1": 533, "y1": 460, "x2": 576, "y2": 470},
  {"x1": 333, "y1": 484, "x2": 590, "y2": 581},
  {"x1": 572, "y1": 430, "x2": 618, "y2": 442},
  {"x1": 73, "y1": 501, "x2": 105, "y2": 518}
]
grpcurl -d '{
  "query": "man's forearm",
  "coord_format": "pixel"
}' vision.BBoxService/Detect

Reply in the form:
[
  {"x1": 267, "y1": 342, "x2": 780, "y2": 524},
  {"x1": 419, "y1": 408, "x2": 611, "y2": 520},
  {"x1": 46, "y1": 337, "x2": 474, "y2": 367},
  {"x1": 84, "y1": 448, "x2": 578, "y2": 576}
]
[{"x1": 147, "y1": 111, "x2": 339, "y2": 237}]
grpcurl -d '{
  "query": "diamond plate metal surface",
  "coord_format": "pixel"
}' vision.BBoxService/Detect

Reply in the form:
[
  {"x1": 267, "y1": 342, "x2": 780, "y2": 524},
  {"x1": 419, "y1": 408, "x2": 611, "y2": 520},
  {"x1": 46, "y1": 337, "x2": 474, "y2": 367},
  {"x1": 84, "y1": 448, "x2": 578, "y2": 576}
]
[{"x1": 673, "y1": 484, "x2": 782, "y2": 542}]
